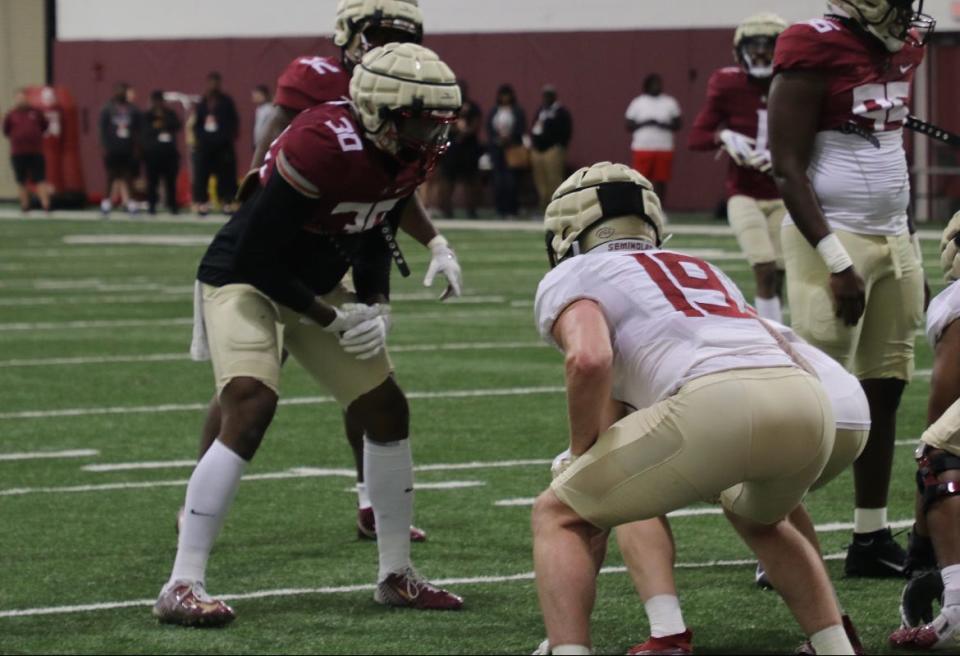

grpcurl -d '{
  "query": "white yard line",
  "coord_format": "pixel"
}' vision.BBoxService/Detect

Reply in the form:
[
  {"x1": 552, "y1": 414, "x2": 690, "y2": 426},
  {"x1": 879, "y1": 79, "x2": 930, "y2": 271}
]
[
  {"x1": 0, "y1": 552, "x2": 846, "y2": 620},
  {"x1": 0, "y1": 341, "x2": 546, "y2": 369},
  {"x1": 81, "y1": 460, "x2": 197, "y2": 472},
  {"x1": 4, "y1": 459, "x2": 551, "y2": 495},
  {"x1": 342, "y1": 481, "x2": 485, "y2": 492},
  {"x1": 0, "y1": 386, "x2": 564, "y2": 421},
  {"x1": 0, "y1": 318, "x2": 192, "y2": 332},
  {"x1": 0, "y1": 449, "x2": 98, "y2": 462}
]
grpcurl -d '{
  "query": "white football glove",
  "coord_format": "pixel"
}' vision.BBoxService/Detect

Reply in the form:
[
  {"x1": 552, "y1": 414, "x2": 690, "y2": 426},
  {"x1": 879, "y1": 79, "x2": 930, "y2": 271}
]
[
  {"x1": 551, "y1": 448, "x2": 578, "y2": 479},
  {"x1": 424, "y1": 235, "x2": 462, "y2": 301},
  {"x1": 305, "y1": 302, "x2": 378, "y2": 333},
  {"x1": 746, "y1": 148, "x2": 773, "y2": 174},
  {"x1": 339, "y1": 304, "x2": 391, "y2": 360},
  {"x1": 718, "y1": 129, "x2": 757, "y2": 167}
]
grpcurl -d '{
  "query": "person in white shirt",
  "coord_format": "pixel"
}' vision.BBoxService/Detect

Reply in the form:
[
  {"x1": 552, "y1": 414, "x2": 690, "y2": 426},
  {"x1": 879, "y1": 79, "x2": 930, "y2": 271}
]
[
  {"x1": 251, "y1": 84, "x2": 276, "y2": 153},
  {"x1": 530, "y1": 161, "x2": 853, "y2": 656},
  {"x1": 624, "y1": 74, "x2": 682, "y2": 202}
]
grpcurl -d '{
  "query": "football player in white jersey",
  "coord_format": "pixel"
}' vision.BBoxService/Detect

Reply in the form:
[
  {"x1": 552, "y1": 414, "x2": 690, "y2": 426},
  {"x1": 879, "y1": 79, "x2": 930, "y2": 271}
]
[
  {"x1": 890, "y1": 212, "x2": 960, "y2": 651},
  {"x1": 530, "y1": 162, "x2": 854, "y2": 655},
  {"x1": 769, "y1": 0, "x2": 933, "y2": 577}
]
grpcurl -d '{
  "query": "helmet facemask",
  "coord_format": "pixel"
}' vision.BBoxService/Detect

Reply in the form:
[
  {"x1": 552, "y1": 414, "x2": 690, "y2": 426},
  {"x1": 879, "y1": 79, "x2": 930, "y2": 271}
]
[
  {"x1": 370, "y1": 105, "x2": 457, "y2": 169},
  {"x1": 737, "y1": 35, "x2": 777, "y2": 78},
  {"x1": 342, "y1": 13, "x2": 424, "y2": 67},
  {"x1": 834, "y1": 0, "x2": 935, "y2": 51}
]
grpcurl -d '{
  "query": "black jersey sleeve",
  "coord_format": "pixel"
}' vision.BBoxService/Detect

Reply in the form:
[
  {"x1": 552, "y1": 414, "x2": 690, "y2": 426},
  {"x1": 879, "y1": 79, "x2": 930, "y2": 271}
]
[{"x1": 232, "y1": 171, "x2": 319, "y2": 312}]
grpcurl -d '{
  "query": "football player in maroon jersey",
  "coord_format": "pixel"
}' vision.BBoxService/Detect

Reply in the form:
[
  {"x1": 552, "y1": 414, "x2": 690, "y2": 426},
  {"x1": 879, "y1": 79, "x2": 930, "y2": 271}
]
[
  {"x1": 154, "y1": 44, "x2": 464, "y2": 627},
  {"x1": 185, "y1": 0, "x2": 461, "y2": 543},
  {"x1": 688, "y1": 13, "x2": 788, "y2": 324},
  {"x1": 769, "y1": 0, "x2": 934, "y2": 578}
]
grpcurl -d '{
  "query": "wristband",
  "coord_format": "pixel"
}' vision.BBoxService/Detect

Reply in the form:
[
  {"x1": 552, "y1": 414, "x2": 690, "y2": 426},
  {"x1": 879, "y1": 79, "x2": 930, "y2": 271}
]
[
  {"x1": 815, "y1": 233, "x2": 854, "y2": 274},
  {"x1": 427, "y1": 235, "x2": 448, "y2": 252}
]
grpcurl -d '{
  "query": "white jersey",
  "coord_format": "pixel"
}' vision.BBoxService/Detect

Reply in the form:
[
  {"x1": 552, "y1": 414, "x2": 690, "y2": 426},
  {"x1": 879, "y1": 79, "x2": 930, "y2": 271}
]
[
  {"x1": 534, "y1": 249, "x2": 795, "y2": 411},
  {"x1": 625, "y1": 94, "x2": 681, "y2": 151},
  {"x1": 784, "y1": 130, "x2": 910, "y2": 236},
  {"x1": 927, "y1": 280, "x2": 960, "y2": 346},
  {"x1": 769, "y1": 321, "x2": 871, "y2": 431}
]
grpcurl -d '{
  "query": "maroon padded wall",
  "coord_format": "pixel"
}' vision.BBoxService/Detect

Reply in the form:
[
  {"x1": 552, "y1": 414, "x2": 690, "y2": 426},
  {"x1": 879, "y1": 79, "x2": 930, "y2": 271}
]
[{"x1": 54, "y1": 28, "x2": 738, "y2": 211}]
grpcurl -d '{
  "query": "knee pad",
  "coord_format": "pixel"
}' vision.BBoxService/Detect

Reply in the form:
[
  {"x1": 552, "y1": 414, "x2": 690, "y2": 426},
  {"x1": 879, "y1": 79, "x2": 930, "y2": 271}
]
[{"x1": 915, "y1": 444, "x2": 960, "y2": 513}]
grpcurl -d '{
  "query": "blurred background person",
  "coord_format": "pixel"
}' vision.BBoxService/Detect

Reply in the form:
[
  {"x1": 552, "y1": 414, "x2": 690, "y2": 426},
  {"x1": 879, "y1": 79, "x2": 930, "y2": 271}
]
[
  {"x1": 192, "y1": 71, "x2": 239, "y2": 215},
  {"x1": 487, "y1": 83, "x2": 526, "y2": 219},
  {"x1": 3, "y1": 88, "x2": 52, "y2": 213},
  {"x1": 142, "y1": 90, "x2": 182, "y2": 215},
  {"x1": 529, "y1": 84, "x2": 572, "y2": 212},
  {"x1": 436, "y1": 79, "x2": 483, "y2": 218},
  {"x1": 625, "y1": 73, "x2": 682, "y2": 204},
  {"x1": 251, "y1": 84, "x2": 275, "y2": 154},
  {"x1": 98, "y1": 81, "x2": 141, "y2": 215}
]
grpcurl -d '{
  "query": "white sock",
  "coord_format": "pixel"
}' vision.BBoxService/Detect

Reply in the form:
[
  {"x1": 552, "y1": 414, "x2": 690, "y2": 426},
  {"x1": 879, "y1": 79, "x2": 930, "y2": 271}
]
[
  {"x1": 644, "y1": 594, "x2": 686, "y2": 638},
  {"x1": 809, "y1": 625, "x2": 854, "y2": 655},
  {"x1": 356, "y1": 482, "x2": 371, "y2": 510},
  {"x1": 552, "y1": 646, "x2": 591, "y2": 655},
  {"x1": 754, "y1": 296, "x2": 782, "y2": 323},
  {"x1": 364, "y1": 437, "x2": 414, "y2": 581},
  {"x1": 169, "y1": 440, "x2": 247, "y2": 586},
  {"x1": 943, "y1": 564, "x2": 960, "y2": 608},
  {"x1": 853, "y1": 507, "x2": 887, "y2": 534}
]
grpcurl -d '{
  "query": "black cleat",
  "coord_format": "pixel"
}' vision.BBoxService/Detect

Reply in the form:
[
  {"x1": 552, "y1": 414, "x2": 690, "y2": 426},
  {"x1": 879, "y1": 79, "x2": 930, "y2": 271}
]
[
  {"x1": 905, "y1": 528, "x2": 938, "y2": 577},
  {"x1": 755, "y1": 563, "x2": 774, "y2": 590},
  {"x1": 844, "y1": 528, "x2": 907, "y2": 578}
]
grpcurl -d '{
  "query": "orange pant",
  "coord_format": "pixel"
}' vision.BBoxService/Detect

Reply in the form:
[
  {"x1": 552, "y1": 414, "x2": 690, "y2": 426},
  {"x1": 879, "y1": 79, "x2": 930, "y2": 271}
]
[{"x1": 631, "y1": 150, "x2": 674, "y2": 183}]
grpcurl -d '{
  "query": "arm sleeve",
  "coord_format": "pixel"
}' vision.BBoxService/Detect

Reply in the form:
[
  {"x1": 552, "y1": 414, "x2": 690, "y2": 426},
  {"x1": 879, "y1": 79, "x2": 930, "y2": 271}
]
[
  {"x1": 687, "y1": 73, "x2": 725, "y2": 150},
  {"x1": 232, "y1": 168, "x2": 320, "y2": 312}
]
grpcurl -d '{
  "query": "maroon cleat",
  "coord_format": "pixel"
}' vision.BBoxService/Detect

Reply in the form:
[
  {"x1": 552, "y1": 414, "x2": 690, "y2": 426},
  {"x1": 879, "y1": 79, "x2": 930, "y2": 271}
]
[
  {"x1": 796, "y1": 615, "x2": 864, "y2": 654},
  {"x1": 357, "y1": 506, "x2": 427, "y2": 542},
  {"x1": 153, "y1": 580, "x2": 235, "y2": 627},
  {"x1": 627, "y1": 629, "x2": 693, "y2": 655},
  {"x1": 374, "y1": 568, "x2": 464, "y2": 610}
]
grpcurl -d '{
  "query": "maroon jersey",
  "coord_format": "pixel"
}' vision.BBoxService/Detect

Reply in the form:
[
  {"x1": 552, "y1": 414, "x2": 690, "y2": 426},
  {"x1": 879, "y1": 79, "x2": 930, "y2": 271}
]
[
  {"x1": 2, "y1": 106, "x2": 48, "y2": 155},
  {"x1": 688, "y1": 67, "x2": 779, "y2": 200},
  {"x1": 274, "y1": 55, "x2": 351, "y2": 113},
  {"x1": 261, "y1": 101, "x2": 424, "y2": 235},
  {"x1": 774, "y1": 16, "x2": 924, "y2": 133}
]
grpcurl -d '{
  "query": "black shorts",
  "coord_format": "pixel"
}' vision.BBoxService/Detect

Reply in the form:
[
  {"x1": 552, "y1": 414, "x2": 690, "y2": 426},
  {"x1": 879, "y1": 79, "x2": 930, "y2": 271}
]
[
  {"x1": 11, "y1": 153, "x2": 45, "y2": 184},
  {"x1": 104, "y1": 151, "x2": 138, "y2": 179}
]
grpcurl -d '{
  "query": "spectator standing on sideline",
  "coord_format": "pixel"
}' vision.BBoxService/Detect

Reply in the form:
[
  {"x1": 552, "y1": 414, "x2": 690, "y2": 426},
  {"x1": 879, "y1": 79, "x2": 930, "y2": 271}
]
[
  {"x1": 192, "y1": 72, "x2": 239, "y2": 215},
  {"x1": 251, "y1": 84, "x2": 275, "y2": 153},
  {"x1": 529, "y1": 84, "x2": 573, "y2": 212},
  {"x1": 99, "y1": 82, "x2": 141, "y2": 215},
  {"x1": 487, "y1": 84, "x2": 526, "y2": 218},
  {"x1": 142, "y1": 90, "x2": 182, "y2": 215},
  {"x1": 436, "y1": 80, "x2": 483, "y2": 218},
  {"x1": 3, "y1": 89, "x2": 52, "y2": 212},
  {"x1": 625, "y1": 73, "x2": 682, "y2": 203}
]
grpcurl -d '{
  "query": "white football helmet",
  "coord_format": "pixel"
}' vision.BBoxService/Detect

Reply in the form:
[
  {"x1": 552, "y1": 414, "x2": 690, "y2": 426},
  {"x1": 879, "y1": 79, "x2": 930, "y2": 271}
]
[
  {"x1": 733, "y1": 13, "x2": 788, "y2": 78},
  {"x1": 544, "y1": 162, "x2": 666, "y2": 267},
  {"x1": 829, "y1": 0, "x2": 935, "y2": 51},
  {"x1": 940, "y1": 211, "x2": 960, "y2": 281},
  {"x1": 350, "y1": 43, "x2": 461, "y2": 169},
  {"x1": 334, "y1": 0, "x2": 424, "y2": 66}
]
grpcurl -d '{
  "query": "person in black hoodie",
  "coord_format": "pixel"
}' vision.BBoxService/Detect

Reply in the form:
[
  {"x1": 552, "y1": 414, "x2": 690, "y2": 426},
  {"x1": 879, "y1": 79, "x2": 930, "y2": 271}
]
[
  {"x1": 192, "y1": 72, "x2": 239, "y2": 214},
  {"x1": 142, "y1": 90, "x2": 182, "y2": 215},
  {"x1": 99, "y1": 82, "x2": 142, "y2": 215}
]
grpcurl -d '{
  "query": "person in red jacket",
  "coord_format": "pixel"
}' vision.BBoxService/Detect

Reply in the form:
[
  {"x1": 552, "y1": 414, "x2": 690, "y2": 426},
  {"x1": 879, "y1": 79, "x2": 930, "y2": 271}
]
[
  {"x1": 687, "y1": 13, "x2": 788, "y2": 322},
  {"x1": 3, "y1": 89, "x2": 52, "y2": 212}
]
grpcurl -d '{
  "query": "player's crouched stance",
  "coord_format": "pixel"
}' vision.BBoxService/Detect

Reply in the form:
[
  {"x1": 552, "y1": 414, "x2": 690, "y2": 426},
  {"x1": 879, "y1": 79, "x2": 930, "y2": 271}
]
[
  {"x1": 890, "y1": 212, "x2": 960, "y2": 651},
  {"x1": 530, "y1": 162, "x2": 855, "y2": 654},
  {"x1": 153, "y1": 43, "x2": 464, "y2": 627}
]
